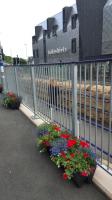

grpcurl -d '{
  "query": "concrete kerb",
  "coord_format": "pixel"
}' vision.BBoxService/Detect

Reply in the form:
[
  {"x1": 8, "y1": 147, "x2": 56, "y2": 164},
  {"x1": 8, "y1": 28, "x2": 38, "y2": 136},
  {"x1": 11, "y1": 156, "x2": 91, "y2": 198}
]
[{"x1": 19, "y1": 103, "x2": 112, "y2": 200}]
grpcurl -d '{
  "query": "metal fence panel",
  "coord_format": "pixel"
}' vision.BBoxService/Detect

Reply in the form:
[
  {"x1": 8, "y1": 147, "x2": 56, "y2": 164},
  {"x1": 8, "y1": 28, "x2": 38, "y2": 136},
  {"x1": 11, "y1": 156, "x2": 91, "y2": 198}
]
[
  {"x1": 16, "y1": 66, "x2": 34, "y2": 111},
  {"x1": 77, "y1": 61, "x2": 112, "y2": 174},
  {"x1": 4, "y1": 67, "x2": 17, "y2": 93},
  {"x1": 3, "y1": 61, "x2": 112, "y2": 175},
  {"x1": 34, "y1": 64, "x2": 73, "y2": 129}
]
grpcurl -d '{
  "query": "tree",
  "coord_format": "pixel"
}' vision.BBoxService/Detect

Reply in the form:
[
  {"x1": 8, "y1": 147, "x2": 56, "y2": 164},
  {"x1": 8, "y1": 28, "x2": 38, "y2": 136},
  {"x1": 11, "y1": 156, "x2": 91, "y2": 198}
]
[
  {"x1": 19, "y1": 58, "x2": 27, "y2": 65},
  {"x1": 4, "y1": 55, "x2": 27, "y2": 65},
  {"x1": 4, "y1": 55, "x2": 12, "y2": 64}
]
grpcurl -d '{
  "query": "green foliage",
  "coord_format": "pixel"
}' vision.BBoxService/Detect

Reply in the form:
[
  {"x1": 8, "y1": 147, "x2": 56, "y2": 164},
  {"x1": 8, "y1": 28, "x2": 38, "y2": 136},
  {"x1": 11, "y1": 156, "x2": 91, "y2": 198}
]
[
  {"x1": 4, "y1": 55, "x2": 27, "y2": 65},
  {"x1": 4, "y1": 55, "x2": 12, "y2": 64},
  {"x1": 19, "y1": 58, "x2": 27, "y2": 65}
]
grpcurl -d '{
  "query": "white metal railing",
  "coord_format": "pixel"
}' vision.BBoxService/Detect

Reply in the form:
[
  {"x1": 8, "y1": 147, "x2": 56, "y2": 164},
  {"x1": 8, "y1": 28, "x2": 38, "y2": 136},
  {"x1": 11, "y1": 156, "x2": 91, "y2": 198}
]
[{"x1": 2, "y1": 60, "x2": 112, "y2": 175}]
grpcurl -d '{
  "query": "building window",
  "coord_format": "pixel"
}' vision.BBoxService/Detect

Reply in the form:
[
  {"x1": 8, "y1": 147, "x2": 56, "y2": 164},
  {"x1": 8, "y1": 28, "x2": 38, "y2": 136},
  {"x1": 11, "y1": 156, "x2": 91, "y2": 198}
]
[
  {"x1": 63, "y1": 9, "x2": 67, "y2": 32},
  {"x1": 32, "y1": 36, "x2": 37, "y2": 44},
  {"x1": 71, "y1": 38, "x2": 76, "y2": 53},
  {"x1": 36, "y1": 49, "x2": 39, "y2": 58},
  {"x1": 63, "y1": 23, "x2": 67, "y2": 32},
  {"x1": 33, "y1": 50, "x2": 35, "y2": 58},
  {"x1": 71, "y1": 14, "x2": 77, "y2": 29}
]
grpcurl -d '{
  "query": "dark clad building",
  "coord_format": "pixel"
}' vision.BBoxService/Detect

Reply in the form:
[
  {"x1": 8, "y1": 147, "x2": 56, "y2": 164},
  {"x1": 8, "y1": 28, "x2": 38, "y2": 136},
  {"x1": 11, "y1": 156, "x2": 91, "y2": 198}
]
[{"x1": 32, "y1": 0, "x2": 112, "y2": 64}]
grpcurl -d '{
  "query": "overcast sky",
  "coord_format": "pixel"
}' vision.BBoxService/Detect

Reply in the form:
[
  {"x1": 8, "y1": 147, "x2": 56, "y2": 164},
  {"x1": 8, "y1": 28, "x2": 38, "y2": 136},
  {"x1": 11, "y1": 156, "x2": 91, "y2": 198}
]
[{"x1": 0, "y1": 0, "x2": 76, "y2": 59}]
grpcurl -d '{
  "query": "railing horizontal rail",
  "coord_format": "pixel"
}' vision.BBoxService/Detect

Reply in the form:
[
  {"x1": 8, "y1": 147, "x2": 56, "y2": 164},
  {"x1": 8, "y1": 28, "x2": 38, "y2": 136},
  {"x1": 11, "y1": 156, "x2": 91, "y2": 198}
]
[{"x1": 4, "y1": 57, "x2": 112, "y2": 68}]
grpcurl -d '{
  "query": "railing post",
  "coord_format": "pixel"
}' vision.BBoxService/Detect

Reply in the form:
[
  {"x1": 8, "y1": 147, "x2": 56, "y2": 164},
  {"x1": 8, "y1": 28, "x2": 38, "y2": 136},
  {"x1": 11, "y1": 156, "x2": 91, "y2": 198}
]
[
  {"x1": 72, "y1": 64, "x2": 79, "y2": 137},
  {"x1": 14, "y1": 66, "x2": 19, "y2": 96},
  {"x1": 31, "y1": 66, "x2": 38, "y2": 119},
  {"x1": 0, "y1": 65, "x2": 7, "y2": 92}
]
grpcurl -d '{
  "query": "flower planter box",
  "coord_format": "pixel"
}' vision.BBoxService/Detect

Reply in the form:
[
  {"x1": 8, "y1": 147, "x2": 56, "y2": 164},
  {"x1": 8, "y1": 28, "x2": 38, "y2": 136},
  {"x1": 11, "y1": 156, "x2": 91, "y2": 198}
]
[
  {"x1": 73, "y1": 172, "x2": 95, "y2": 187},
  {"x1": 8, "y1": 101, "x2": 21, "y2": 109},
  {"x1": 73, "y1": 173, "x2": 87, "y2": 187},
  {"x1": 2, "y1": 92, "x2": 22, "y2": 110},
  {"x1": 37, "y1": 123, "x2": 96, "y2": 187}
]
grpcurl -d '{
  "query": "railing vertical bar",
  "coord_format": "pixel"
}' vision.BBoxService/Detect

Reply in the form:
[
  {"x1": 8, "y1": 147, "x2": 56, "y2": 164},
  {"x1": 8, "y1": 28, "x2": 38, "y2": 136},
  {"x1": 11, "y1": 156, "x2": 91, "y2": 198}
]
[
  {"x1": 41, "y1": 66, "x2": 44, "y2": 118},
  {"x1": 89, "y1": 63, "x2": 92, "y2": 146},
  {"x1": 56, "y1": 65, "x2": 58, "y2": 123},
  {"x1": 46, "y1": 65, "x2": 49, "y2": 121},
  {"x1": 72, "y1": 64, "x2": 78, "y2": 136},
  {"x1": 36, "y1": 67, "x2": 39, "y2": 114},
  {"x1": 108, "y1": 62, "x2": 112, "y2": 169},
  {"x1": 84, "y1": 64, "x2": 87, "y2": 139},
  {"x1": 46, "y1": 66, "x2": 49, "y2": 119},
  {"x1": 95, "y1": 63, "x2": 99, "y2": 154},
  {"x1": 14, "y1": 66, "x2": 19, "y2": 96},
  {"x1": 50, "y1": 65, "x2": 54, "y2": 122},
  {"x1": 53, "y1": 66, "x2": 57, "y2": 116},
  {"x1": 45, "y1": 65, "x2": 48, "y2": 121},
  {"x1": 79, "y1": 64, "x2": 82, "y2": 136},
  {"x1": 39, "y1": 66, "x2": 42, "y2": 114},
  {"x1": 4, "y1": 68, "x2": 9, "y2": 91},
  {"x1": 59, "y1": 64, "x2": 62, "y2": 126},
  {"x1": 31, "y1": 66, "x2": 37, "y2": 117},
  {"x1": 43, "y1": 66, "x2": 46, "y2": 121},
  {"x1": 38, "y1": 66, "x2": 41, "y2": 114},
  {"x1": 101, "y1": 62, "x2": 106, "y2": 165},
  {"x1": 68, "y1": 66, "x2": 71, "y2": 131},
  {"x1": 65, "y1": 65, "x2": 68, "y2": 129},
  {"x1": 62, "y1": 65, "x2": 64, "y2": 127}
]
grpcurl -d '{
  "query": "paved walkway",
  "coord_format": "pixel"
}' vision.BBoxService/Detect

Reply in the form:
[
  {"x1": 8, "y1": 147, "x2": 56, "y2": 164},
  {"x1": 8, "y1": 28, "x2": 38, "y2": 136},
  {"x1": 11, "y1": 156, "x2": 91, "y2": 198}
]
[{"x1": 0, "y1": 98, "x2": 109, "y2": 200}]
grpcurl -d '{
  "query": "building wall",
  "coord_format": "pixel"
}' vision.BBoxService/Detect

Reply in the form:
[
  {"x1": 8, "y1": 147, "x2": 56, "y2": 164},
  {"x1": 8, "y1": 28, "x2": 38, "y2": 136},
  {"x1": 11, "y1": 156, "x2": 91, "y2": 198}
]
[
  {"x1": 102, "y1": 0, "x2": 112, "y2": 55},
  {"x1": 32, "y1": 4, "x2": 79, "y2": 64},
  {"x1": 32, "y1": 0, "x2": 112, "y2": 64},
  {"x1": 76, "y1": 0, "x2": 107, "y2": 60}
]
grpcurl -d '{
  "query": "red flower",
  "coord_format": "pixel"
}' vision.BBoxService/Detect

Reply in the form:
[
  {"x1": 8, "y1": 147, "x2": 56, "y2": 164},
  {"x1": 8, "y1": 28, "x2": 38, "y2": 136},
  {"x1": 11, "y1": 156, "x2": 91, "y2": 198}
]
[
  {"x1": 83, "y1": 152, "x2": 89, "y2": 159},
  {"x1": 7, "y1": 92, "x2": 16, "y2": 97},
  {"x1": 60, "y1": 151, "x2": 66, "y2": 158},
  {"x1": 67, "y1": 139, "x2": 77, "y2": 148},
  {"x1": 42, "y1": 141, "x2": 50, "y2": 147},
  {"x1": 81, "y1": 171, "x2": 88, "y2": 177},
  {"x1": 70, "y1": 153, "x2": 75, "y2": 158},
  {"x1": 60, "y1": 133, "x2": 70, "y2": 139},
  {"x1": 63, "y1": 173, "x2": 68, "y2": 180},
  {"x1": 80, "y1": 141, "x2": 90, "y2": 148},
  {"x1": 53, "y1": 125, "x2": 61, "y2": 132}
]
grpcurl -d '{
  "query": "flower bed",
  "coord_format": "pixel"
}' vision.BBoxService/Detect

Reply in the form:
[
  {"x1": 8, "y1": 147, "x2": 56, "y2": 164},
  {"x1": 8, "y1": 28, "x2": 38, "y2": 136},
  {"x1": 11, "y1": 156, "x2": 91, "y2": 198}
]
[
  {"x1": 36, "y1": 123, "x2": 96, "y2": 187},
  {"x1": 2, "y1": 91, "x2": 22, "y2": 109}
]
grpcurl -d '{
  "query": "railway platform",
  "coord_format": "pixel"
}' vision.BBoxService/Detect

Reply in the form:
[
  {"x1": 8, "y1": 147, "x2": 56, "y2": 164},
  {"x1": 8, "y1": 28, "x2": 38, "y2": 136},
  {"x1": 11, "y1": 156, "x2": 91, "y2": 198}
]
[{"x1": 0, "y1": 94, "x2": 109, "y2": 200}]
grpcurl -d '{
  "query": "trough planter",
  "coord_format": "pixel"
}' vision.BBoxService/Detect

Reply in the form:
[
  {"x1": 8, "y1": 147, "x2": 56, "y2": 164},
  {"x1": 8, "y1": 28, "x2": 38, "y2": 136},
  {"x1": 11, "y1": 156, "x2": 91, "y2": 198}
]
[
  {"x1": 8, "y1": 101, "x2": 21, "y2": 109},
  {"x1": 73, "y1": 173, "x2": 87, "y2": 187},
  {"x1": 73, "y1": 171, "x2": 95, "y2": 187}
]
